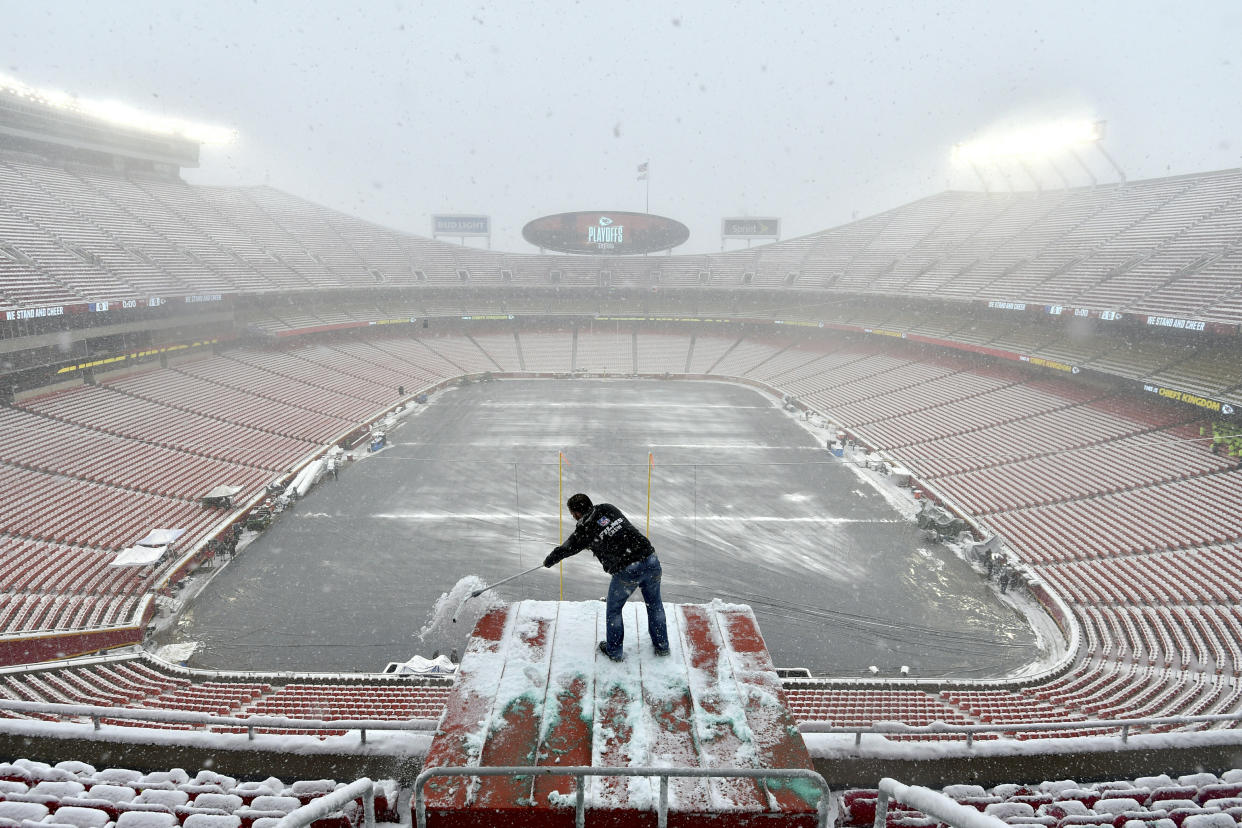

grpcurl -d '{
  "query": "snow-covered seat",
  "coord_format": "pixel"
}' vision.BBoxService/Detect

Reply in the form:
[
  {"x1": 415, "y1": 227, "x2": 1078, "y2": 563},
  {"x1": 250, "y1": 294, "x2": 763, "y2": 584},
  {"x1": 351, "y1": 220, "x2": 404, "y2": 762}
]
[
  {"x1": 91, "y1": 771, "x2": 140, "y2": 788},
  {"x1": 114, "y1": 813, "x2": 178, "y2": 828},
  {"x1": 229, "y1": 782, "x2": 281, "y2": 805},
  {"x1": 1043, "y1": 782, "x2": 1085, "y2": 795},
  {"x1": 232, "y1": 810, "x2": 284, "y2": 828},
  {"x1": 132, "y1": 792, "x2": 186, "y2": 810},
  {"x1": 1093, "y1": 798, "x2": 1144, "y2": 815},
  {"x1": 1057, "y1": 790, "x2": 1101, "y2": 809},
  {"x1": 1112, "y1": 792, "x2": 1158, "y2": 807},
  {"x1": 1114, "y1": 809, "x2": 1169, "y2": 827},
  {"x1": 1122, "y1": 820, "x2": 1176, "y2": 828},
  {"x1": 245, "y1": 798, "x2": 298, "y2": 815},
  {"x1": 1166, "y1": 807, "x2": 1217, "y2": 827},
  {"x1": 182, "y1": 815, "x2": 241, "y2": 828},
  {"x1": 12, "y1": 762, "x2": 75, "y2": 783},
  {"x1": 83, "y1": 788, "x2": 135, "y2": 806},
  {"x1": 1040, "y1": 801, "x2": 1093, "y2": 819},
  {"x1": 174, "y1": 808, "x2": 229, "y2": 821},
  {"x1": 190, "y1": 795, "x2": 241, "y2": 814},
  {"x1": 986, "y1": 803, "x2": 1036, "y2": 820},
  {"x1": 0, "y1": 803, "x2": 49, "y2": 823},
  {"x1": 1134, "y1": 777, "x2": 1175, "y2": 791},
  {"x1": 110, "y1": 806, "x2": 167, "y2": 818},
  {"x1": 1196, "y1": 785, "x2": 1242, "y2": 805},
  {"x1": 30, "y1": 782, "x2": 86, "y2": 800},
  {"x1": 1198, "y1": 798, "x2": 1242, "y2": 811},
  {"x1": 1149, "y1": 788, "x2": 1201, "y2": 806},
  {"x1": 0, "y1": 797, "x2": 54, "y2": 809},
  {"x1": 0, "y1": 783, "x2": 29, "y2": 795},
  {"x1": 189, "y1": 775, "x2": 235, "y2": 792},
  {"x1": 1178, "y1": 776, "x2": 1219, "y2": 790},
  {"x1": 1014, "y1": 794, "x2": 1056, "y2": 809},
  {"x1": 841, "y1": 790, "x2": 881, "y2": 825},
  {"x1": 1150, "y1": 801, "x2": 1197, "y2": 813},
  {"x1": 0, "y1": 766, "x2": 32, "y2": 784},
  {"x1": 56, "y1": 800, "x2": 124, "y2": 821},
  {"x1": 51, "y1": 767, "x2": 94, "y2": 782},
  {"x1": 1057, "y1": 815, "x2": 1116, "y2": 828},
  {"x1": 945, "y1": 785, "x2": 989, "y2": 799},
  {"x1": 371, "y1": 781, "x2": 399, "y2": 822},
  {"x1": 47, "y1": 806, "x2": 111, "y2": 828},
  {"x1": 134, "y1": 773, "x2": 188, "y2": 791},
  {"x1": 248, "y1": 819, "x2": 281, "y2": 828},
  {"x1": 287, "y1": 782, "x2": 335, "y2": 804},
  {"x1": 959, "y1": 796, "x2": 1004, "y2": 811},
  {"x1": 1181, "y1": 815, "x2": 1236, "y2": 828}
]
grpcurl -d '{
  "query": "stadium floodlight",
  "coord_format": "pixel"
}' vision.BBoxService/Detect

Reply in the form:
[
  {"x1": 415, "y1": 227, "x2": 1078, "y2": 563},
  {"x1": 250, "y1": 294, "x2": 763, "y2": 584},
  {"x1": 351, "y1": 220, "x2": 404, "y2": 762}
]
[
  {"x1": 0, "y1": 73, "x2": 236, "y2": 145},
  {"x1": 952, "y1": 119, "x2": 1102, "y2": 165}
]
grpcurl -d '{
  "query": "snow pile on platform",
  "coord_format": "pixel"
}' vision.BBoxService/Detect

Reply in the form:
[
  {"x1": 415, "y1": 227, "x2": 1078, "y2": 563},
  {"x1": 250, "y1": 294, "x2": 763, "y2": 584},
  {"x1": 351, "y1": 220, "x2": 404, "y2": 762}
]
[{"x1": 416, "y1": 575, "x2": 506, "y2": 659}]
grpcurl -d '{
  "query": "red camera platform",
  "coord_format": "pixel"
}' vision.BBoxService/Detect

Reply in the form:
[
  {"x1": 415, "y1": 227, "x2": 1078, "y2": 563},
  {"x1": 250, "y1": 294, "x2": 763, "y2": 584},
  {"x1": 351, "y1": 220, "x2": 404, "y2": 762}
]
[{"x1": 420, "y1": 599, "x2": 821, "y2": 827}]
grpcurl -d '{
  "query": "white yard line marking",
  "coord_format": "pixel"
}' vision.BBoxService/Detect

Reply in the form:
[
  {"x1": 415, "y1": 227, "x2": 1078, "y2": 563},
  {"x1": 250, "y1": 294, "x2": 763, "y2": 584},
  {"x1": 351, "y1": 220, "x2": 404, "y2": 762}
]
[
  {"x1": 371, "y1": 512, "x2": 901, "y2": 524},
  {"x1": 478, "y1": 402, "x2": 771, "y2": 409},
  {"x1": 393, "y1": 442, "x2": 823, "y2": 450}
]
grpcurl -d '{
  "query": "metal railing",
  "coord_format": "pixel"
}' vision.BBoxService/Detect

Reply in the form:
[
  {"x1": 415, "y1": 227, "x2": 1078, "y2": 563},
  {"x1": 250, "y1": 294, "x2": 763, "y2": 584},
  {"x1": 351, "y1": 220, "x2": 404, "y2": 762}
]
[
  {"x1": 875, "y1": 777, "x2": 1009, "y2": 828},
  {"x1": 7, "y1": 695, "x2": 1242, "y2": 749},
  {"x1": 0, "y1": 649, "x2": 453, "y2": 688},
  {"x1": 273, "y1": 777, "x2": 375, "y2": 828},
  {"x1": 0, "y1": 698, "x2": 436, "y2": 742},
  {"x1": 799, "y1": 709, "x2": 1242, "y2": 746},
  {"x1": 414, "y1": 765, "x2": 831, "y2": 828}
]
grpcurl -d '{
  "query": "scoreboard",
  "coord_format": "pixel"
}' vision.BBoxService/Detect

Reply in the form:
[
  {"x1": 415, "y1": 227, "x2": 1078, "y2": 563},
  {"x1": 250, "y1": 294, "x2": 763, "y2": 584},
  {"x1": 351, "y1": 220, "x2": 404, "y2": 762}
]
[{"x1": 522, "y1": 211, "x2": 689, "y2": 255}]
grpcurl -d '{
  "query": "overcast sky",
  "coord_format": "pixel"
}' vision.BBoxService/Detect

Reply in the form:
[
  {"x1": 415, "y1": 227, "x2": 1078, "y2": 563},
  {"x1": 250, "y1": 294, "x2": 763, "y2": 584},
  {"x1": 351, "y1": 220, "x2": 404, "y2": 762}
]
[{"x1": 4, "y1": 1, "x2": 1240, "y2": 253}]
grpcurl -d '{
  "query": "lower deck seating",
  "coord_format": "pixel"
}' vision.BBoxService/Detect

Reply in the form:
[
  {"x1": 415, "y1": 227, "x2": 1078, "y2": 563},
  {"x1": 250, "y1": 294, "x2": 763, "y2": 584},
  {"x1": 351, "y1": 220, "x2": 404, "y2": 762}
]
[
  {"x1": 0, "y1": 655, "x2": 450, "y2": 739},
  {"x1": 0, "y1": 758, "x2": 400, "y2": 827},
  {"x1": 7, "y1": 757, "x2": 1242, "y2": 828},
  {"x1": 838, "y1": 770, "x2": 1242, "y2": 828}
]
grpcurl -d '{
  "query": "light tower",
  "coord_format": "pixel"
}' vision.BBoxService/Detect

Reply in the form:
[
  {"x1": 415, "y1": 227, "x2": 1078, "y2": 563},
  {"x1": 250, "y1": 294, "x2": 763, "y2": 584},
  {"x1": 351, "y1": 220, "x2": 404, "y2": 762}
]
[{"x1": 952, "y1": 118, "x2": 1124, "y2": 191}]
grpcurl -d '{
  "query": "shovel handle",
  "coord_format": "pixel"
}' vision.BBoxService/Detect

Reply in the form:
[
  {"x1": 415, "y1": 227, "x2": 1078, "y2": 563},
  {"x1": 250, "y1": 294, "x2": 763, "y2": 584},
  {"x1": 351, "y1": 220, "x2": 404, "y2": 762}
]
[{"x1": 469, "y1": 563, "x2": 547, "y2": 598}]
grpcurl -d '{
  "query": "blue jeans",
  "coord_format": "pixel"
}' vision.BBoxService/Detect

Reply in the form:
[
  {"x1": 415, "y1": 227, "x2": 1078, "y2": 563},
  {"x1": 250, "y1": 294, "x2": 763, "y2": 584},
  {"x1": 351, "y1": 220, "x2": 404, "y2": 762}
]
[{"x1": 604, "y1": 554, "x2": 669, "y2": 657}]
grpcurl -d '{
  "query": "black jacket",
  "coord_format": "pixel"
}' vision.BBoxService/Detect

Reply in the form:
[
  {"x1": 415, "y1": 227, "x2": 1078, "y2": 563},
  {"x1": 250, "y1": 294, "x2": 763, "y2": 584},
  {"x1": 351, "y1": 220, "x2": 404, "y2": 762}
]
[{"x1": 544, "y1": 503, "x2": 655, "y2": 575}]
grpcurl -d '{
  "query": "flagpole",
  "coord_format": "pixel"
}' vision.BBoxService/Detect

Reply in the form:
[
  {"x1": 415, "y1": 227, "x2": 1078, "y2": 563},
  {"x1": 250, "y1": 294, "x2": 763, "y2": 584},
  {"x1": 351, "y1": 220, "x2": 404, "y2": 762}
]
[{"x1": 638, "y1": 161, "x2": 650, "y2": 214}]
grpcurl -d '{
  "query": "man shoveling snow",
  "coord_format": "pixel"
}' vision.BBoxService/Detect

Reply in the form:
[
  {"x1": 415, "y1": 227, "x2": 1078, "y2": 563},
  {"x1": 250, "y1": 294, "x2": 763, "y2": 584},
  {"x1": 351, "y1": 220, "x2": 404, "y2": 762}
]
[{"x1": 543, "y1": 493, "x2": 670, "y2": 662}]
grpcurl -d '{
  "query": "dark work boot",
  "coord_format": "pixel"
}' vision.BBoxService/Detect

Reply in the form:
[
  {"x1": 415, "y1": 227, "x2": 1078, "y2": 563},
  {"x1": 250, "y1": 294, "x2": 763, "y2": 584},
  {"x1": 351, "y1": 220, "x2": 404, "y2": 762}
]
[{"x1": 598, "y1": 641, "x2": 623, "y2": 662}]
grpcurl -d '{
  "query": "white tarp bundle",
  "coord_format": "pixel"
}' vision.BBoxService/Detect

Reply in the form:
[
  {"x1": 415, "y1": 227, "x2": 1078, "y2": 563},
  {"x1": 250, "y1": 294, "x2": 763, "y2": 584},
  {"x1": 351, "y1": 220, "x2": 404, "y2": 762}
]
[
  {"x1": 202, "y1": 484, "x2": 243, "y2": 500},
  {"x1": 291, "y1": 457, "x2": 327, "y2": 497},
  {"x1": 111, "y1": 527, "x2": 187, "y2": 568},
  {"x1": 390, "y1": 654, "x2": 456, "y2": 675},
  {"x1": 154, "y1": 641, "x2": 199, "y2": 663},
  {"x1": 111, "y1": 544, "x2": 168, "y2": 567},
  {"x1": 131, "y1": 528, "x2": 186, "y2": 547}
]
